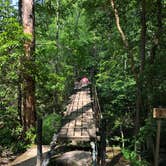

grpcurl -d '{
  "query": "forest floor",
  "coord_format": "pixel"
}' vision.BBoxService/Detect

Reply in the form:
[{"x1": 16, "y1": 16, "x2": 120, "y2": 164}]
[
  {"x1": 105, "y1": 147, "x2": 130, "y2": 166},
  {"x1": 0, "y1": 145, "x2": 49, "y2": 166},
  {"x1": 48, "y1": 146, "x2": 130, "y2": 166},
  {"x1": 0, "y1": 148, "x2": 17, "y2": 166},
  {"x1": 0, "y1": 146, "x2": 129, "y2": 166}
]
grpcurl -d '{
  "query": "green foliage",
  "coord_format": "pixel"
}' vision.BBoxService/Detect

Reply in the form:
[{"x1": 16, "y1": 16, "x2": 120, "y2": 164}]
[
  {"x1": 135, "y1": 116, "x2": 156, "y2": 145},
  {"x1": 0, "y1": 116, "x2": 35, "y2": 153},
  {"x1": 11, "y1": 127, "x2": 36, "y2": 153},
  {"x1": 42, "y1": 113, "x2": 61, "y2": 144},
  {"x1": 122, "y1": 148, "x2": 149, "y2": 166},
  {"x1": 0, "y1": 0, "x2": 33, "y2": 154}
]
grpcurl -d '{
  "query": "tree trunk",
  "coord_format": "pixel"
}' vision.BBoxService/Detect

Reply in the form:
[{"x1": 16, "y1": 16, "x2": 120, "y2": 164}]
[
  {"x1": 17, "y1": 75, "x2": 22, "y2": 125},
  {"x1": 110, "y1": 0, "x2": 141, "y2": 134},
  {"x1": 135, "y1": 84, "x2": 141, "y2": 134},
  {"x1": 56, "y1": 0, "x2": 60, "y2": 42},
  {"x1": 147, "y1": 0, "x2": 162, "y2": 158},
  {"x1": 135, "y1": 0, "x2": 146, "y2": 134},
  {"x1": 18, "y1": 0, "x2": 23, "y2": 126},
  {"x1": 120, "y1": 125, "x2": 125, "y2": 148},
  {"x1": 140, "y1": 0, "x2": 146, "y2": 73},
  {"x1": 37, "y1": 117, "x2": 43, "y2": 166},
  {"x1": 110, "y1": 0, "x2": 137, "y2": 80},
  {"x1": 150, "y1": 0, "x2": 162, "y2": 64},
  {"x1": 21, "y1": 0, "x2": 36, "y2": 130}
]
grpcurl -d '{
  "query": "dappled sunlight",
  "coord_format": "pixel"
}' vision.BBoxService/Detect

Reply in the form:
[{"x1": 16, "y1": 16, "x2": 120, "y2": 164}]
[
  {"x1": 10, "y1": 145, "x2": 49, "y2": 166},
  {"x1": 57, "y1": 87, "x2": 97, "y2": 142}
]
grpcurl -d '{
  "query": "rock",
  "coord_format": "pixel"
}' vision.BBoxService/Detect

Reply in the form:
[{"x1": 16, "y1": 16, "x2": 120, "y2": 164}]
[{"x1": 51, "y1": 150, "x2": 92, "y2": 166}]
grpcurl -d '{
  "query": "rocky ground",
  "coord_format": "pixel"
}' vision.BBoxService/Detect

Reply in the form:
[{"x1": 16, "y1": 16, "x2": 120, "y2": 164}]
[
  {"x1": 0, "y1": 145, "x2": 130, "y2": 166},
  {"x1": 105, "y1": 147, "x2": 130, "y2": 166},
  {"x1": 0, "y1": 145, "x2": 49, "y2": 166},
  {"x1": 48, "y1": 145, "x2": 130, "y2": 166},
  {"x1": 0, "y1": 148, "x2": 17, "y2": 166}
]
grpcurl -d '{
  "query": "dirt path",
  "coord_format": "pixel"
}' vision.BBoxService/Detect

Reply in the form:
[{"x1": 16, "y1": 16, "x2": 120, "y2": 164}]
[{"x1": 9, "y1": 145, "x2": 49, "y2": 166}]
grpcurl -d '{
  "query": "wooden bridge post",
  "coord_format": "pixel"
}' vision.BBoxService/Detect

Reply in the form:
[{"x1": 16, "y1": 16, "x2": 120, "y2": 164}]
[{"x1": 91, "y1": 141, "x2": 97, "y2": 166}]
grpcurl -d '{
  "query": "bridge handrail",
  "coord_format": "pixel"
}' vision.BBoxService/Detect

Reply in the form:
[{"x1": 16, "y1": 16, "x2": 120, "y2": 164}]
[{"x1": 92, "y1": 85, "x2": 102, "y2": 126}]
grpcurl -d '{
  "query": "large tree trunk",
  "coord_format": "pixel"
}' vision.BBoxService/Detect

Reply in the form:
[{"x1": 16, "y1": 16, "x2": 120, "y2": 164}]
[
  {"x1": 140, "y1": 0, "x2": 146, "y2": 73},
  {"x1": 150, "y1": 0, "x2": 162, "y2": 64},
  {"x1": 135, "y1": 0, "x2": 146, "y2": 134},
  {"x1": 21, "y1": 0, "x2": 36, "y2": 130},
  {"x1": 146, "y1": 1, "x2": 162, "y2": 159},
  {"x1": 18, "y1": 1, "x2": 23, "y2": 126}
]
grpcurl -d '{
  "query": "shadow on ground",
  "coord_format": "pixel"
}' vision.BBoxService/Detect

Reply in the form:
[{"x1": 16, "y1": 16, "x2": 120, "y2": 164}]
[{"x1": 9, "y1": 145, "x2": 49, "y2": 166}]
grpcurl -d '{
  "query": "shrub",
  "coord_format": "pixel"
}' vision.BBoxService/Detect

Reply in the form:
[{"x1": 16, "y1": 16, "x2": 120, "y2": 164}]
[{"x1": 42, "y1": 113, "x2": 61, "y2": 144}]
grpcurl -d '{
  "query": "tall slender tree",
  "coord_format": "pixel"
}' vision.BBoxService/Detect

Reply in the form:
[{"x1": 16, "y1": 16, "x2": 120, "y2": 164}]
[{"x1": 20, "y1": 0, "x2": 36, "y2": 130}]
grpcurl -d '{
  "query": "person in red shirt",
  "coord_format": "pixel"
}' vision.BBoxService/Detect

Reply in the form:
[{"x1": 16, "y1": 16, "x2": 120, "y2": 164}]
[{"x1": 80, "y1": 76, "x2": 90, "y2": 88}]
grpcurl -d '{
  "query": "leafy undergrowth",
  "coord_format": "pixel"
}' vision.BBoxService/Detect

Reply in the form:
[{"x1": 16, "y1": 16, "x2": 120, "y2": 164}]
[
  {"x1": 106, "y1": 147, "x2": 130, "y2": 166},
  {"x1": 42, "y1": 113, "x2": 62, "y2": 144},
  {"x1": 106, "y1": 147, "x2": 150, "y2": 166},
  {"x1": 122, "y1": 149, "x2": 150, "y2": 166}
]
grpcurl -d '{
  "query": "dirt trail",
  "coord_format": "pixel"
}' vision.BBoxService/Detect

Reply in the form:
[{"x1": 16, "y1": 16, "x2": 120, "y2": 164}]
[{"x1": 9, "y1": 145, "x2": 49, "y2": 166}]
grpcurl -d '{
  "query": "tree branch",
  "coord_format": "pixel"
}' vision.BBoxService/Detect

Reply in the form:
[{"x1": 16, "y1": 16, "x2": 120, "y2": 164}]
[{"x1": 110, "y1": 0, "x2": 138, "y2": 80}]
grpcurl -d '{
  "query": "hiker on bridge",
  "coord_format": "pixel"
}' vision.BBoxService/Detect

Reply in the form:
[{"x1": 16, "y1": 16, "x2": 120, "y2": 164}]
[{"x1": 80, "y1": 76, "x2": 90, "y2": 88}]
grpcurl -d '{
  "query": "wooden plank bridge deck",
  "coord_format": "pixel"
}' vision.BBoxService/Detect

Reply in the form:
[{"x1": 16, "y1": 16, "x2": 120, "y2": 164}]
[{"x1": 57, "y1": 87, "x2": 97, "y2": 142}]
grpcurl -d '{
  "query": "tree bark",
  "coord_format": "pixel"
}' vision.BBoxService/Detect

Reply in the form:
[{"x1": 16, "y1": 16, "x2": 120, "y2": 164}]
[
  {"x1": 19, "y1": 0, "x2": 22, "y2": 23},
  {"x1": 140, "y1": 0, "x2": 146, "y2": 73},
  {"x1": 18, "y1": 0, "x2": 23, "y2": 126},
  {"x1": 150, "y1": 0, "x2": 162, "y2": 64},
  {"x1": 56, "y1": 0, "x2": 60, "y2": 42},
  {"x1": 134, "y1": 0, "x2": 147, "y2": 134},
  {"x1": 21, "y1": 0, "x2": 36, "y2": 130}
]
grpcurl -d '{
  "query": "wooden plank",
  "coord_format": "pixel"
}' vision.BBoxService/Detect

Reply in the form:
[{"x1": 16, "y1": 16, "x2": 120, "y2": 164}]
[
  {"x1": 58, "y1": 136, "x2": 90, "y2": 141},
  {"x1": 59, "y1": 128, "x2": 67, "y2": 136},
  {"x1": 67, "y1": 128, "x2": 74, "y2": 137},
  {"x1": 88, "y1": 128, "x2": 96, "y2": 138},
  {"x1": 82, "y1": 123, "x2": 88, "y2": 128},
  {"x1": 153, "y1": 108, "x2": 166, "y2": 118},
  {"x1": 62, "y1": 123, "x2": 69, "y2": 128},
  {"x1": 82, "y1": 128, "x2": 88, "y2": 136},
  {"x1": 76, "y1": 120, "x2": 81, "y2": 127},
  {"x1": 74, "y1": 128, "x2": 81, "y2": 137},
  {"x1": 68, "y1": 120, "x2": 75, "y2": 127}
]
